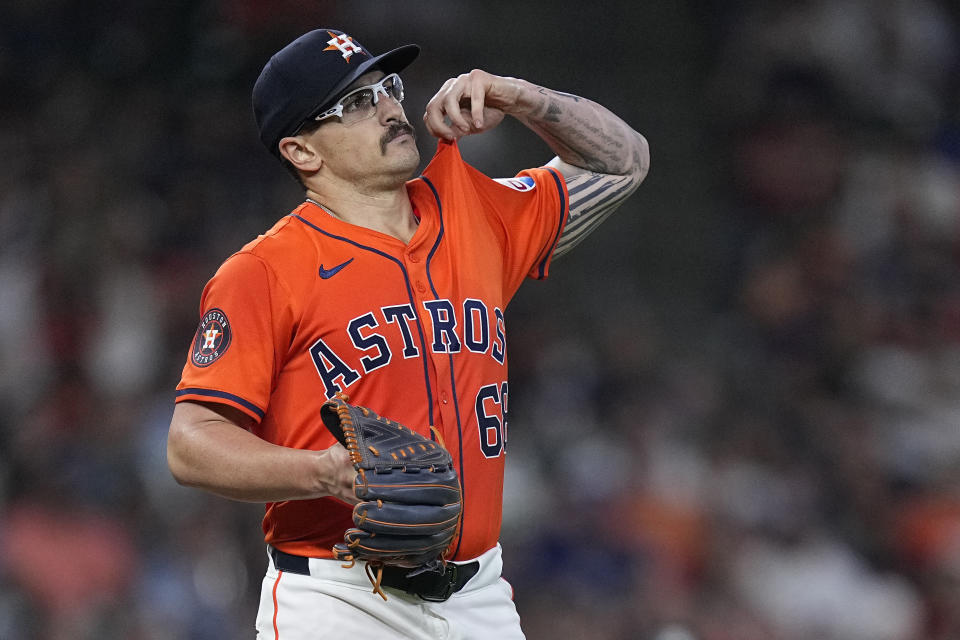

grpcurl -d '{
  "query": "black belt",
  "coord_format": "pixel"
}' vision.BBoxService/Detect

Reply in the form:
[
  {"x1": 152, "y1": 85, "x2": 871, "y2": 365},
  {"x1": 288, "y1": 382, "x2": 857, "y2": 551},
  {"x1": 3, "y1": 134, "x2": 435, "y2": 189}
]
[{"x1": 268, "y1": 547, "x2": 480, "y2": 602}]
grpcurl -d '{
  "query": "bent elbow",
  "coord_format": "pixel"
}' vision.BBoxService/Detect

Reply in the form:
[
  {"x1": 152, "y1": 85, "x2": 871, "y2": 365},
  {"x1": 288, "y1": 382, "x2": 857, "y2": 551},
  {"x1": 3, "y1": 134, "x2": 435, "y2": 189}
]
[
  {"x1": 633, "y1": 133, "x2": 650, "y2": 184},
  {"x1": 166, "y1": 442, "x2": 189, "y2": 487},
  {"x1": 167, "y1": 457, "x2": 191, "y2": 487},
  {"x1": 166, "y1": 422, "x2": 199, "y2": 487}
]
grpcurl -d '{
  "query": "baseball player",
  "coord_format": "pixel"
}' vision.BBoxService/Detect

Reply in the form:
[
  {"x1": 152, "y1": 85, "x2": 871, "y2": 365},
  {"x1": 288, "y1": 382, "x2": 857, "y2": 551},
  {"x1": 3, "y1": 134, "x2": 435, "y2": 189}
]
[{"x1": 167, "y1": 27, "x2": 648, "y2": 639}]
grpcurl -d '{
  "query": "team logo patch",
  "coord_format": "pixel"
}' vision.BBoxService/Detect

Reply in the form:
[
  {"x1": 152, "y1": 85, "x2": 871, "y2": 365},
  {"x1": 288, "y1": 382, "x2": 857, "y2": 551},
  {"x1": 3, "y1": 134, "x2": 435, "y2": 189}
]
[
  {"x1": 191, "y1": 308, "x2": 232, "y2": 367},
  {"x1": 324, "y1": 32, "x2": 363, "y2": 62},
  {"x1": 494, "y1": 176, "x2": 536, "y2": 192}
]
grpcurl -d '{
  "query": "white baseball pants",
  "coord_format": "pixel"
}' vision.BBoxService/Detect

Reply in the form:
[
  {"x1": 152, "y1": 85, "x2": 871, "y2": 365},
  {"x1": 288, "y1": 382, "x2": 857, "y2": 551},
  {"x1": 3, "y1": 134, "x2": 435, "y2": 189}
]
[{"x1": 255, "y1": 544, "x2": 524, "y2": 639}]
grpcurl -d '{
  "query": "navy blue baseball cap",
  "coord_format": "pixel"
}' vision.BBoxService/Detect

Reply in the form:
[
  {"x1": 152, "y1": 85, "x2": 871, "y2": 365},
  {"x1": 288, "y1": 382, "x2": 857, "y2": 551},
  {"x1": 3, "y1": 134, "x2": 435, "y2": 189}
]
[{"x1": 253, "y1": 29, "x2": 420, "y2": 159}]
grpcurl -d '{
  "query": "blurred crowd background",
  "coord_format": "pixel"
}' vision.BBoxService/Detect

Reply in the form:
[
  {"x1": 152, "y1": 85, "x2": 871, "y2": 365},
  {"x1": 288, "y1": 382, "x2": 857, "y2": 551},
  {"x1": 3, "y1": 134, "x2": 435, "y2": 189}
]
[{"x1": 2, "y1": 1, "x2": 960, "y2": 638}]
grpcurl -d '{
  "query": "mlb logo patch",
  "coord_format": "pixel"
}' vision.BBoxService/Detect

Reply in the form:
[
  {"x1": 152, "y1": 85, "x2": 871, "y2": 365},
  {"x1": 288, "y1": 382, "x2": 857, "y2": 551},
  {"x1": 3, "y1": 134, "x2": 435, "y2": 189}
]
[{"x1": 494, "y1": 176, "x2": 536, "y2": 192}]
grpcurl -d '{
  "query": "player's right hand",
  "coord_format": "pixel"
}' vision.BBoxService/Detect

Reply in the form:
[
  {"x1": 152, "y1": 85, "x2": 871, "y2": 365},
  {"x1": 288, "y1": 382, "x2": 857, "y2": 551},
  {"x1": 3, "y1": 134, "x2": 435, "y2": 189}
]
[
  {"x1": 423, "y1": 69, "x2": 522, "y2": 140},
  {"x1": 317, "y1": 442, "x2": 361, "y2": 504}
]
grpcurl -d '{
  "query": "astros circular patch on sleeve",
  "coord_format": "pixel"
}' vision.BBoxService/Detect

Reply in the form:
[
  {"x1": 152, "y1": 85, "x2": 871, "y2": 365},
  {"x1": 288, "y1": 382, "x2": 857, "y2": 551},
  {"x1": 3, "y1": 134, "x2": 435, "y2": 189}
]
[{"x1": 191, "y1": 308, "x2": 232, "y2": 367}]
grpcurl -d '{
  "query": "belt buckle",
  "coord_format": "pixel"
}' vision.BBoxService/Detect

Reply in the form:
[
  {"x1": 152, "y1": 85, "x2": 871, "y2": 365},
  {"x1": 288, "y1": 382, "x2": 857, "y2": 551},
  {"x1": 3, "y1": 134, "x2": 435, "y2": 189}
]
[{"x1": 418, "y1": 564, "x2": 458, "y2": 603}]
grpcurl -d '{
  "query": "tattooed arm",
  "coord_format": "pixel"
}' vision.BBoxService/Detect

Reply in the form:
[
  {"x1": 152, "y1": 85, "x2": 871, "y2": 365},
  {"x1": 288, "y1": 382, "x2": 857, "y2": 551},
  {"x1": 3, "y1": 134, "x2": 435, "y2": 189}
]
[
  {"x1": 516, "y1": 87, "x2": 647, "y2": 176},
  {"x1": 423, "y1": 70, "x2": 649, "y2": 258}
]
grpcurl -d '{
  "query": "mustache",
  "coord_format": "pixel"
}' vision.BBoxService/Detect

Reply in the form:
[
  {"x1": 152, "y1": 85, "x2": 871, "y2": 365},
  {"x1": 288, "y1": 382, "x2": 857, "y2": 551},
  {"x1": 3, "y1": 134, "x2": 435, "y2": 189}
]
[{"x1": 380, "y1": 122, "x2": 416, "y2": 153}]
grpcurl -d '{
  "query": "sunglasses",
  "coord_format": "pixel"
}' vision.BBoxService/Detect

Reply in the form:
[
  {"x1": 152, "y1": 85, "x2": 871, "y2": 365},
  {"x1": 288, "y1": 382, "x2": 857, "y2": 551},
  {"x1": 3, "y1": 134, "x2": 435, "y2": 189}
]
[{"x1": 299, "y1": 73, "x2": 405, "y2": 131}]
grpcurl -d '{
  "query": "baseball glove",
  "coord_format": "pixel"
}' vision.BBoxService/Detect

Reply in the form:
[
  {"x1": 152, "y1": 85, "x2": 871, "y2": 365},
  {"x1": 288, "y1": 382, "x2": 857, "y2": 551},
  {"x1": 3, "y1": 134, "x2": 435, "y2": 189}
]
[{"x1": 319, "y1": 393, "x2": 462, "y2": 599}]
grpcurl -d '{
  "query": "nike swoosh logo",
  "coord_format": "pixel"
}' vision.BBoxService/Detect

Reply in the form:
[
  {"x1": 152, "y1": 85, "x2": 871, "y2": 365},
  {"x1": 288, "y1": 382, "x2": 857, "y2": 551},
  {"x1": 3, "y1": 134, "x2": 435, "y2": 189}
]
[{"x1": 318, "y1": 258, "x2": 353, "y2": 279}]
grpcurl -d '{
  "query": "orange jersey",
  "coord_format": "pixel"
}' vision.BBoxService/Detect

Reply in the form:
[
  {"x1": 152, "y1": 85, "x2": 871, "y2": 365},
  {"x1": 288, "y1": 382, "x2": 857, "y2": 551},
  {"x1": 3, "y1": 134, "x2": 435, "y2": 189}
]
[{"x1": 176, "y1": 140, "x2": 569, "y2": 560}]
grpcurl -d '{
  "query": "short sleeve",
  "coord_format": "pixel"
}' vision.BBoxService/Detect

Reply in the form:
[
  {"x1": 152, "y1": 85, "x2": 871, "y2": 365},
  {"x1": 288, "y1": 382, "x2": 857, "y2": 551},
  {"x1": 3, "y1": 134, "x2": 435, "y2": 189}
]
[
  {"x1": 175, "y1": 251, "x2": 293, "y2": 422},
  {"x1": 468, "y1": 164, "x2": 569, "y2": 297}
]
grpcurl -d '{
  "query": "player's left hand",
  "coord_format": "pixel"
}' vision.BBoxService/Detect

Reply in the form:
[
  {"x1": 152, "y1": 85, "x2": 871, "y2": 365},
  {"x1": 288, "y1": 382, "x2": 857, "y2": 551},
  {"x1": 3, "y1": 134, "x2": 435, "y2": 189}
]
[
  {"x1": 319, "y1": 394, "x2": 462, "y2": 576},
  {"x1": 423, "y1": 69, "x2": 523, "y2": 140}
]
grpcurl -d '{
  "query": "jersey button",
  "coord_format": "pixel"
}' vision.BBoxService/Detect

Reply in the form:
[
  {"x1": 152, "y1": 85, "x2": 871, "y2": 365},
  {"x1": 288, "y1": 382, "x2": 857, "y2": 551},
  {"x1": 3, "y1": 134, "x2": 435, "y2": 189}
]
[
  {"x1": 441, "y1": 391, "x2": 449, "y2": 404},
  {"x1": 416, "y1": 281, "x2": 427, "y2": 293},
  {"x1": 408, "y1": 253, "x2": 420, "y2": 263}
]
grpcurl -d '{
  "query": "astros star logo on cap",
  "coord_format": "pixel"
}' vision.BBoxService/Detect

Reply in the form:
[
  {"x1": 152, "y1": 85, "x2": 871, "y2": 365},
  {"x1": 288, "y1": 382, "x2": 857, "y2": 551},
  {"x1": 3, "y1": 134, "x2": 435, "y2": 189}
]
[{"x1": 325, "y1": 31, "x2": 363, "y2": 62}]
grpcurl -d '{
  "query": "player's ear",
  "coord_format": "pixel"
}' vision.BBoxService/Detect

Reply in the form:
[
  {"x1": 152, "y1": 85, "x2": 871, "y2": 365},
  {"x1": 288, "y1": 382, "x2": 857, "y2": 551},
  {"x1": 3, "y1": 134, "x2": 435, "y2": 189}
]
[{"x1": 278, "y1": 135, "x2": 324, "y2": 173}]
